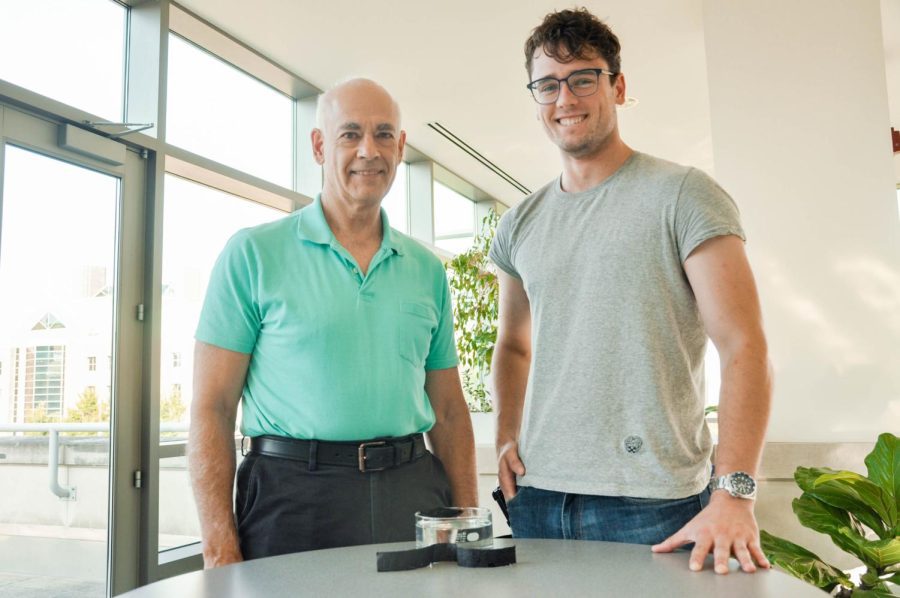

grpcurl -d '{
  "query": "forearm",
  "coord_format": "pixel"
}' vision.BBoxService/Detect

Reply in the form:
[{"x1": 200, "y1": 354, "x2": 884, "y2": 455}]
[
  {"x1": 714, "y1": 339, "x2": 773, "y2": 477},
  {"x1": 188, "y1": 403, "x2": 241, "y2": 563},
  {"x1": 427, "y1": 401, "x2": 478, "y2": 507},
  {"x1": 491, "y1": 342, "x2": 530, "y2": 449}
]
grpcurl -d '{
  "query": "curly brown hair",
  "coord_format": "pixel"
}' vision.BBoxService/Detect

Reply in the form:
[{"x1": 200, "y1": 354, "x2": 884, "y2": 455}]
[{"x1": 524, "y1": 7, "x2": 621, "y2": 81}]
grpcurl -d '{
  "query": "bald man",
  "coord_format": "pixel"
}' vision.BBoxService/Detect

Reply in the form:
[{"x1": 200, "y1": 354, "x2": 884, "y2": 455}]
[{"x1": 189, "y1": 79, "x2": 477, "y2": 567}]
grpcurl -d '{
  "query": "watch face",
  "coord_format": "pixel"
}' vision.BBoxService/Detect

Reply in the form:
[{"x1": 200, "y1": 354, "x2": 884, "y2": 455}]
[{"x1": 730, "y1": 472, "x2": 756, "y2": 496}]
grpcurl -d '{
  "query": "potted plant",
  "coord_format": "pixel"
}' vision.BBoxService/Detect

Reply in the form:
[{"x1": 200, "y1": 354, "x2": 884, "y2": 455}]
[
  {"x1": 760, "y1": 432, "x2": 899, "y2": 596},
  {"x1": 445, "y1": 210, "x2": 499, "y2": 414}
]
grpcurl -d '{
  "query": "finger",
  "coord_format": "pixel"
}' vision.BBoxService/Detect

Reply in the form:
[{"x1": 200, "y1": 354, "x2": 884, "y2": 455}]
[
  {"x1": 651, "y1": 529, "x2": 687, "y2": 553},
  {"x1": 713, "y1": 538, "x2": 731, "y2": 575},
  {"x1": 507, "y1": 450, "x2": 526, "y2": 476},
  {"x1": 498, "y1": 463, "x2": 517, "y2": 499},
  {"x1": 689, "y1": 536, "x2": 713, "y2": 572},
  {"x1": 733, "y1": 542, "x2": 756, "y2": 573},
  {"x1": 749, "y1": 540, "x2": 771, "y2": 569}
]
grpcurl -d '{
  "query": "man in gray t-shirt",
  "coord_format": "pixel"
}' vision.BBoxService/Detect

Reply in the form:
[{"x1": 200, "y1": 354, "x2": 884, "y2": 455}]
[{"x1": 490, "y1": 9, "x2": 772, "y2": 576}]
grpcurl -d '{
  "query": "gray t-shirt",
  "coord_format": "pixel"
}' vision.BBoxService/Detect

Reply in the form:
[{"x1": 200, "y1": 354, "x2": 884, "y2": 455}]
[{"x1": 489, "y1": 152, "x2": 745, "y2": 498}]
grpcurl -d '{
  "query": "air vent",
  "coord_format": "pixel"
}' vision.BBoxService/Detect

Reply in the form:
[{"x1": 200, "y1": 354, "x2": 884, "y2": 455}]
[{"x1": 427, "y1": 122, "x2": 531, "y2": 195}]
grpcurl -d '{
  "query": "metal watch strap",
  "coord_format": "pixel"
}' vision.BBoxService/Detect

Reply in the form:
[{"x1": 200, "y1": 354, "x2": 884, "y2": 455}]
[{"x1": 710, "y1": 471, "x2": 757, "y2": 499}]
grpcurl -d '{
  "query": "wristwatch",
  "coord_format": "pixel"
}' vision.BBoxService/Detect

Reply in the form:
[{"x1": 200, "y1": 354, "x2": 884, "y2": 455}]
[{"x1": 709, "y1": 471, "x2": 757, "y2": 500}]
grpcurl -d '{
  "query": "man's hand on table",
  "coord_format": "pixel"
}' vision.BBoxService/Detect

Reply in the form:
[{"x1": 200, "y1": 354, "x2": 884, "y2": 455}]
[{"x1": 650, "y1": 492, "x2": 771, "y2": 574}]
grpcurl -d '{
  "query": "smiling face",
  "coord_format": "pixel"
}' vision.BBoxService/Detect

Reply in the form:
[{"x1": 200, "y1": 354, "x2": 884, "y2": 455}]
[
  {"x1": 312, "y1": 80, "x2": 406, "y2": 210},
  {"x1": 530, "y1": 47, "x2": 626, "y2": 159}
]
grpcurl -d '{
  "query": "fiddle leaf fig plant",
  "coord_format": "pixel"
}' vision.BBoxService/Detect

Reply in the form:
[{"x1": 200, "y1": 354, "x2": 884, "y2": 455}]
[
  {"x1": 445, "y1": 210, "x2": 499, "y2": 412},
  {"x1": 760, "y1": 432, "x2": 900, "y2": 596}
]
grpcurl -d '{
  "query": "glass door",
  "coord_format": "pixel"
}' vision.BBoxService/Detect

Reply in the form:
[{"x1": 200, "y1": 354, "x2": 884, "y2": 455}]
[{"x1": 0, "y1": 104, "x2": 145, "y2": 596}]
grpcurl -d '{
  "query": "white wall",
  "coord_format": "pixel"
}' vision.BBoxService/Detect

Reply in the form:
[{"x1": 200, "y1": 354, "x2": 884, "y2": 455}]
[{"x1": 702, "y1": 0, "x2": 900, "y2": 442}]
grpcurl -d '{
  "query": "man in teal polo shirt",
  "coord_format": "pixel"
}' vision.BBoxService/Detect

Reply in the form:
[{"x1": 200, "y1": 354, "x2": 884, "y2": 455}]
[{"x1": 188, "y1": 78, "x2": 477, "y2": 568}]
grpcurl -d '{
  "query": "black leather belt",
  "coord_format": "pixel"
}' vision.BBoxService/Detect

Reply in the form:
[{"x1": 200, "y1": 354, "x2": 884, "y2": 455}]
[
  {"x1": 376, "y1": 543, "x2": 517, "y2": 571},
  {"x1": 248, "y1": 434, "x2": 427, "y2": 472}
]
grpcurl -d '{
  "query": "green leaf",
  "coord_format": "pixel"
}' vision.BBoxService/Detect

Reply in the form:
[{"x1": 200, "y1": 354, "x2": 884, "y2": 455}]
[
  {"x1": 445, "y1": 210, "x2": 499, "y2": 412},
  {"x1": 858, "y1": 537, "x2": 900, "y2": 570},
  {"x1": 851, "y1": 586, "x2": 896, "y2": 597},
  {"x1": 792, "y1": 495, "x2": 867, "y2": 560},
  {"x1": 793, "y1": 495, "x2": 900, "y2": 569},
  {"x1": 795, "y1": 467, "x2": 892, "y2": 538},
  {"x1": 759, "y1": 529, "x2": 851, "y2": 591},
  {"x1": 865, "y1": 433, "x2": 900, "y2": 526}
]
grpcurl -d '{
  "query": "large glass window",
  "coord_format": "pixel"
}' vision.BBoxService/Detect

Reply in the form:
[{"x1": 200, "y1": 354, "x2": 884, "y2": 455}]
[
  {"x1": 433, "y1": 181, "x2": 476, "y2": 253},
  {"x1": 0, "y1": 144, "x2": 119, "y2": 596},
  {"x1": 158, "y1": 175, "x2": 286, "y2": 551},
  {"x1": 382, "y1": 162, "x2": 409, "y2": 234},
  {"x1": 166, "y1": 34, "x2": 294, "y2": 188},
  {"x1": 0, "y1": 0, "x2": 126, "y2": 119}
]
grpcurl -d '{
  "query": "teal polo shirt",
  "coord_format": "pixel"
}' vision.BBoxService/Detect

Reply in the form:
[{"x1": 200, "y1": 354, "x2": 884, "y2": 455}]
[{"x1": 195, "y1": 196, "x2": 459, "y2": 441}]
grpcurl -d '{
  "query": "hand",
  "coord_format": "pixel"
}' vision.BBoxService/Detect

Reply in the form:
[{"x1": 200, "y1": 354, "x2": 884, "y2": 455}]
[
  {"x1": 497, "y1": 440, "x2": 526, "y2": 500},
  {"x1": 651, "y1": 492, "x2": 771, "y2": 574},
  {"x1": 203, "y1": 544, "x2": 244, "y2": 569}
]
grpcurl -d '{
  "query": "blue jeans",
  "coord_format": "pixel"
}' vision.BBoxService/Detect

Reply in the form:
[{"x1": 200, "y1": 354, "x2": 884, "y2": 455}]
[{"x1": 507, "y1": 486, "x2": 711, "y2": 545}]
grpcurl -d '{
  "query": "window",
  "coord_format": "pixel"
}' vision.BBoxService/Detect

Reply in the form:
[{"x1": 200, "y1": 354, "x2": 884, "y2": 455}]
[
  {"x1": 433, "y1": 181, "x2": 476, "y2": 253},
  {"x1": 32, "y1": 313, "x2": 66, "y2": 331},
  {"x1": 166, "y1": 34, "x2": 294, "y2": 188},
  {"x1": 0, "y1": 145, "x2": 118, "y2": 428},
  {"x1": 21, "y1": 345, "x2": 66, "y2": 420},
  {"x1": 160, "y1": 174, "x2": 285, "y2": 442},
  {"x1": 382, "y1": 162, "x2": 409, "y2": 234},
  {"x1": 88, "y1": 356, "x2": 97, "y2": 372},
  {"x1": 0, "y1": 0, "x2": 126, "y2": 119}
]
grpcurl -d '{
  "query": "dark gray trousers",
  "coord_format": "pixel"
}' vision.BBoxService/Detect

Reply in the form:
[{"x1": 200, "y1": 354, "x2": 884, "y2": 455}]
[{"x1": 235, "y1": 449, "x2": 452, "y2": 559}]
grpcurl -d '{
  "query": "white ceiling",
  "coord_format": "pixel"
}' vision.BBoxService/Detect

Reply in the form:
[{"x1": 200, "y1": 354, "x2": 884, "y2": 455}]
[{"x1": 178, "y1": 0, "x2": 900, "y2": 207}]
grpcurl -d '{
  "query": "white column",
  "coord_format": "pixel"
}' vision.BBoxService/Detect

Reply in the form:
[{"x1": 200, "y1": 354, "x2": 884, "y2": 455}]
[
  {"x1": 702, "y1": 0, "x2": 900, "y2": 441},
  {"x1": 408, "y1": 160, "x2": 435, "y2": 245}
]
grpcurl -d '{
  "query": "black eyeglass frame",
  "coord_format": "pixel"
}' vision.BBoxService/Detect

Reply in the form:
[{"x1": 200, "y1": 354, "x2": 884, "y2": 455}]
[{"x1": 526, "y1": 68, "x2": 619, "y2": 104}]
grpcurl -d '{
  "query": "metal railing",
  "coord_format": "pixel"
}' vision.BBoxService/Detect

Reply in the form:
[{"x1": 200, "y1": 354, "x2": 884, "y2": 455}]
[{"x1": 0, "y1": 423, "x2": 189, "y2": 500}]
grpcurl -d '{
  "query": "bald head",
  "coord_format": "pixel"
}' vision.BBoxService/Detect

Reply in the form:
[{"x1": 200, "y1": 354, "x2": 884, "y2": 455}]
[
  {"x1": 311, "y1": 77, "x2": 407, "y2": 210},
  {"x1": 316, "y1": 78, "x2": 401, "y2": 132}
]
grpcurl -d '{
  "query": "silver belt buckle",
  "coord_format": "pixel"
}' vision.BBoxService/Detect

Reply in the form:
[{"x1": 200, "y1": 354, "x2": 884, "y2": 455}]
[{"x1": 358, "y1": 441, "x2": 387, "y2": 472}]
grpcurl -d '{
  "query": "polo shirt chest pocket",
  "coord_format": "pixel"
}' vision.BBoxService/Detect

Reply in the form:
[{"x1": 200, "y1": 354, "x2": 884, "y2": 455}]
[{"x1": 398, "y1": 301, "x2": 437, "y2": 367}]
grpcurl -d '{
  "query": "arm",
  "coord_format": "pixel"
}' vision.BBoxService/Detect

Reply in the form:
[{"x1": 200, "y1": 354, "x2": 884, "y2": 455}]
[
  {"x1": 491, "y1": 270, "x2": 532, "y2": 499},
  {"x1": 188, "y1": 340, "x2": 251, "y2": 568},
  {"x1": 652, "y1": 235, "x2": 773, "y2": 574},
  {"x1": 424, "y1": 367, "x2": 478, "y2": 506}
]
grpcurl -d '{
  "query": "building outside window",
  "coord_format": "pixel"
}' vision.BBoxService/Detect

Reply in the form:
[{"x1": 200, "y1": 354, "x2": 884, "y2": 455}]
[
  {"x1": 17, "y1": 345, "x2": 66, "y2": 421},
  {"x1": 88, "y1": 356, "x2": 97, "y2": 372}
]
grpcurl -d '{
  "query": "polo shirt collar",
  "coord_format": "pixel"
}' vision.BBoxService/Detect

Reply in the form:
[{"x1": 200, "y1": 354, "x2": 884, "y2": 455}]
[{"x1": 297, "y1": 194, "x2": 404, "y2": 256}]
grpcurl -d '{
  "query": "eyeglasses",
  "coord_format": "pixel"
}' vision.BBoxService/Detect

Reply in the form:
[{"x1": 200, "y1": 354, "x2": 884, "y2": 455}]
[{"x1": 526, "y1": 68, "x2": 617, "y2": 104}]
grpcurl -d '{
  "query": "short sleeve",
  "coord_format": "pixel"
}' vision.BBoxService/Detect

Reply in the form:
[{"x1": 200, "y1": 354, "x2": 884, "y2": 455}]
[
  {"x1": 675, "y1": 168, "x2": 746, "y2": 263},
  {"x1": 424, "y1": 269, "x2": 460, "y2": 371},
  {"x1": 488, "y1": 210, "x2": 521, "y2": 279},
  {"x1": 195, "y1": 231, "x2": 261, "y2": 354}
]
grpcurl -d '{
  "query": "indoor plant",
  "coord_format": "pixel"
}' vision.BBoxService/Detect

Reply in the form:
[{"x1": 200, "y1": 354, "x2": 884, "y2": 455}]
[
  {"x1": 760, "y1": 432, "x2": 899, "y2": 596},
  {"x1": 445, "y1": 210, "x2": 499, "y2": 412}
]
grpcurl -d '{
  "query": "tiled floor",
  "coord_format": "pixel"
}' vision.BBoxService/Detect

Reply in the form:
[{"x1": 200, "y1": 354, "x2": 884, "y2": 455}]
[
  {"x1": 0, "y1": 573, "x2": 103, "y2": 598},
  {"x1": 0, "y1": 534, "x2": 106, "y2": 598}
]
